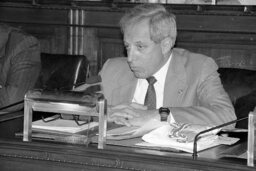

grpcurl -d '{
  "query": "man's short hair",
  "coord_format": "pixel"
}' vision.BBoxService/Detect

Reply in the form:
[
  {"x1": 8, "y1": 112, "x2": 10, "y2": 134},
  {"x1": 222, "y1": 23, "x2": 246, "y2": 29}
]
[{"x1": 120, "y1": 4, "x2": 177, "y2": 44}]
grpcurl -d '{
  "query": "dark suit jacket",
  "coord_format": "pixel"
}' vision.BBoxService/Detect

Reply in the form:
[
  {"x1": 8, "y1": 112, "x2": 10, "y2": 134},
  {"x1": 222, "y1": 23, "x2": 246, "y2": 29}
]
[
  {"x1": 100, "y1": 48, "x2": 236, "y2": 126},
  {"x1": 0, "y1": 24, "x2": 41, "y2": 111}
]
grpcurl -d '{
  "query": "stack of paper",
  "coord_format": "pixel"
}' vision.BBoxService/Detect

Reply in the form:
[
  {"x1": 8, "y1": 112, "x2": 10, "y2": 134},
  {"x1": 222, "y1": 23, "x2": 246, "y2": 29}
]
[
  {"x1": 32, "y1": 117, "x2": 99, "y2": 134},
  {"x1": 106, "y1": 121, "x2": 240, "y2": 153},
  {"x1": 136, "y1": 125, "x2": 239, "y2": 153}
]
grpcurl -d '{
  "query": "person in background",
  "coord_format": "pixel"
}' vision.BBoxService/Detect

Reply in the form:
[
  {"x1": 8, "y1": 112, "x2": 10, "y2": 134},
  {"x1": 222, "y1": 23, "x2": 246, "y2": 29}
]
[{"x1": 0, "y1": 23, "x2": 41, "y2": 111}]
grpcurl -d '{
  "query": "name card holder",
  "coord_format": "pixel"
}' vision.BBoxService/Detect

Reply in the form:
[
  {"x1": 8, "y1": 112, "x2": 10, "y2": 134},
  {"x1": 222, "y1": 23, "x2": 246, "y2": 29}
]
[{"x1": 23, "y1": 89, "x2": 107, "y2": 149}]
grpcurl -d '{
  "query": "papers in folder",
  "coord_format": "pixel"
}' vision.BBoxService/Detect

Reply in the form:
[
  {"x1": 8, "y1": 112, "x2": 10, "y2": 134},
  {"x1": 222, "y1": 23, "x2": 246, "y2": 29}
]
[
  {"x1": 32, "y1": 117, "x2": 99, "y2": 134},
  {"x1": 106, "y1": 120, "x2": 239, "y2": 153},
  {"x1": 137, "y1": 124, "x2": 240, "y2": 153}
]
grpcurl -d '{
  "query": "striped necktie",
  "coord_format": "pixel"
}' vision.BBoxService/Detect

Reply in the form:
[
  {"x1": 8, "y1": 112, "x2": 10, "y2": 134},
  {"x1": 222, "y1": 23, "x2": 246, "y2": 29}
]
[{"x1": 144, "y1": 76, "x2": 157, "y2": 110}]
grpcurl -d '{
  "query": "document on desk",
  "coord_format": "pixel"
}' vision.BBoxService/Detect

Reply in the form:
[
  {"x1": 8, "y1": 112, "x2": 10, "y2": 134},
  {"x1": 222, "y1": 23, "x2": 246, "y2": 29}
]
[
  {"x1": 106, "y1": 119, "x2": 167, "y2": 140},
  {"x1": 32, "y1": 117, "x2": 99, "y2": 134},
  {"x1": 136, "y1": 124, "x2": 240, "y2": 153}
]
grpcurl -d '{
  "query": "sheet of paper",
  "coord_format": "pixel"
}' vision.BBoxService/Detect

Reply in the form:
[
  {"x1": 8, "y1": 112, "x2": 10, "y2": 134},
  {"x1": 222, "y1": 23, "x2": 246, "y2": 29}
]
[{"x1": 32, "y1": 117, "x2": 99, "y2": 134}]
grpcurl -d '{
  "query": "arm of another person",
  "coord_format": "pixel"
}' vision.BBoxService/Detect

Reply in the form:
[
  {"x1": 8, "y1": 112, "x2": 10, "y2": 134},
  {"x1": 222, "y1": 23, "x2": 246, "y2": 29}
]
[{"x1": 0, "y1": 34, "x2": 41, "y2": 111}]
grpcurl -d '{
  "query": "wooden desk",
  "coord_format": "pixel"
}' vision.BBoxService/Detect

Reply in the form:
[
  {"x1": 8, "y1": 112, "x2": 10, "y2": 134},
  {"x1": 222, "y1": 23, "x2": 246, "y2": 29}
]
[
  {"x1": 0, "y1": 110, "x2": 254, "y2": 170},
  {"x1": 0, "y1": 131, "x2": 254, "y2": 171}
]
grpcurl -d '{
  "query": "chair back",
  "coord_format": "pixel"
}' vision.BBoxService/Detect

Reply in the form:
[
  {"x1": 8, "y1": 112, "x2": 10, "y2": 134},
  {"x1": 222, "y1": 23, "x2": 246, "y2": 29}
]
[
  {"x1": 34, "y1": 53, "x2": 90, "y2": 91},
  {"x1": 218, "y1": 68, "x2": 256, "y2": 128}
]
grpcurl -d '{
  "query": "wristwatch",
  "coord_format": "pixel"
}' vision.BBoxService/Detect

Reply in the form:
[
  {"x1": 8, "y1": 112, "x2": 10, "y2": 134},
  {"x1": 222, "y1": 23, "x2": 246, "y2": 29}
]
[{"x1": 159, "y1": 107, "x2": 170, "y2": 122}]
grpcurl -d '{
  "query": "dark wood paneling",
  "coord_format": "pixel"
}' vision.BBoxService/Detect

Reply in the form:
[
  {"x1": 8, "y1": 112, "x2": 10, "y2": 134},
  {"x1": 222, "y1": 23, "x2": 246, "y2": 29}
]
[
  {"x1": 0, "y1": 5, "x2": 69, "y2": 54},
  {"x1": 0, "y1": 6, "x2": 68, "y2": 25},
  {"x1": 0, "y1": 2, "x2": 255, "y2": 73},
  {"x1": 176, "y1": 31, "x2": 256, "y2": 69},
  {"x1": 90, "y1": 8, "x2": 256, "y2": 71},
  {"x1": 176, "y1": 14, "x2": 256, "y2": 33}
]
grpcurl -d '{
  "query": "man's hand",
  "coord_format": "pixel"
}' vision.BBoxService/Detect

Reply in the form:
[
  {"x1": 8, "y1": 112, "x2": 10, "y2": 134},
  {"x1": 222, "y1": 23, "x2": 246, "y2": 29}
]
[{"x1": 108, "y1": 103, "x2": 159, "y2": 127}]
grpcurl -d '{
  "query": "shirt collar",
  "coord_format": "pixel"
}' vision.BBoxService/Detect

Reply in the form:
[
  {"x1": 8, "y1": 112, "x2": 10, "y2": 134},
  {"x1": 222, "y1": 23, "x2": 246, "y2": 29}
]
[
  {"x1": 153, "y1": 52, "x2": 173, "y2": 86},
  {"x1": 136, "y1": 52, "x2": 173, "y2": 86}
]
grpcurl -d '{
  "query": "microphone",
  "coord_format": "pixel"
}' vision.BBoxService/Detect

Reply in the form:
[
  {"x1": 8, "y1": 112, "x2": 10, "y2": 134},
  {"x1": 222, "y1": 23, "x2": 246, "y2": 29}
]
[
  {"x1": 56, "y1": 75, "x2": 102, "y2": 91},
  {"x1": 84, "y1": 75, "x2": 102, "y2": 85},
  {"x1": 72, "y1": 75, "x2": 102, "y2": 93},
  {"x1": 192, "y1": 116, "x2": 249, "y2": 160}
]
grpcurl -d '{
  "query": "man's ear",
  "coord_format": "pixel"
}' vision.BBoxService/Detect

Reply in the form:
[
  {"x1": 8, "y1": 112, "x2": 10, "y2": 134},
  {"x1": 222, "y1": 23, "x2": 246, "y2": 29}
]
[{"x1": 160, "y1": 37, "x2": 173, "y2": 55}]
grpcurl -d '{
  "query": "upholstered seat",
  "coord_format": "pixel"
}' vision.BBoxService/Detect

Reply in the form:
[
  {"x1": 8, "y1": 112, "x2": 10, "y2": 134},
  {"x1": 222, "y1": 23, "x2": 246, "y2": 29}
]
[{"x1": 218, "y1": 68, "x2": 256, "y2": 128}]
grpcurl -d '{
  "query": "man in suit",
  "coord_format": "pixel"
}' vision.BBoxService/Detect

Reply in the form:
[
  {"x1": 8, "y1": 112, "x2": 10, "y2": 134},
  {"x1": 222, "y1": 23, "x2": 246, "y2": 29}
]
[
  {"x1": 0, "y1": 23, "x2": 41, "y2": 111},
  {"x1": 99, "y1": 4, "x2": 236, "y2": 127}
]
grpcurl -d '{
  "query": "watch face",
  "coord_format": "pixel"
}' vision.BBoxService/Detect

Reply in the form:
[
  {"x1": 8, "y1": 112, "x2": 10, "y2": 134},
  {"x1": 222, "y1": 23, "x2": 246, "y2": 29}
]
[
  {"x1": 159, "y1": 107, "x2": 170, "y2": 122},
  {"x1": 159, "y1": 107, "x2": 170, "y2": 114}
]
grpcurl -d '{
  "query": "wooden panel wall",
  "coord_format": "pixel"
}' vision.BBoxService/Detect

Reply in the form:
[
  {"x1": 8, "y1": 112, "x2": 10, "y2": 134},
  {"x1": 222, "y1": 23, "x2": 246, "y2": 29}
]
[
  {"x1": 175, "y1": 11, "x2": 256, "y2": 70},
  {"x1": 0, "y1": 4, "x2": 69, "y2": 53},
  {"x1": 0, "y1": 2, "x2": 256, "y2": 75}
]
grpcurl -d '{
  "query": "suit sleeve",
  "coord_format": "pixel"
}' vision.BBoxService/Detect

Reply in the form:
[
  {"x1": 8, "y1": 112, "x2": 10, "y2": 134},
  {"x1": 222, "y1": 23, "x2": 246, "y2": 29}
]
[
  {"x1": 0, "y1": 33, "x2": 41, "y2": 111},
  {"x1": 171, "y1": 58, "x2": 236, "y2": 127}
]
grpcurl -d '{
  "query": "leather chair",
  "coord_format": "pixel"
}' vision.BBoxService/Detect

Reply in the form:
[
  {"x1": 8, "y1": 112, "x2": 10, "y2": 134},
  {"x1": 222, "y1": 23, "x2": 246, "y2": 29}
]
[
  {"x1": 218, "y1": 68, "x2": 256, "y2": 128},
  {"x1": 32, "y1": 53, "x2": 90, "y2": 120},
  {"x1": 34, "y1": 53, "x2": 90, "y2": 91},
  {"x1": 34, "y1": 53, "x2": 92, "y2": 122},
  {"x1": 0, "y1": 53, "x2": 90, "y2": 138}
]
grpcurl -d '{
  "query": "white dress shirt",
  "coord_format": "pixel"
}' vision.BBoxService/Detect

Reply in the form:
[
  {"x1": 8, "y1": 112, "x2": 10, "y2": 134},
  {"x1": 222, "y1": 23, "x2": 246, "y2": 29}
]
[{"x1": 132, "y1": 53, "x2": 175, "y2": 123}]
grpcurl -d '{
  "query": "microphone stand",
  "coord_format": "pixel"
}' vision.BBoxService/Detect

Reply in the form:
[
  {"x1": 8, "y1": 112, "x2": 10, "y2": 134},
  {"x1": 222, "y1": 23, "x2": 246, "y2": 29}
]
[{"x1": 192, "y1": 117, "x2": 248, "y2": 160}]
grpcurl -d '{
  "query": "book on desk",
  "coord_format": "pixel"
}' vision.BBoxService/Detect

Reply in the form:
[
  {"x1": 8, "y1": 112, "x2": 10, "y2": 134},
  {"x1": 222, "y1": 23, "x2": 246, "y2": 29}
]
[
  {"x1": 32, "y1": 116, "x2": 99, "y2": 134},
  {"x1": 17, "y1": 116, "x2": 99, "y2": 144}
]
